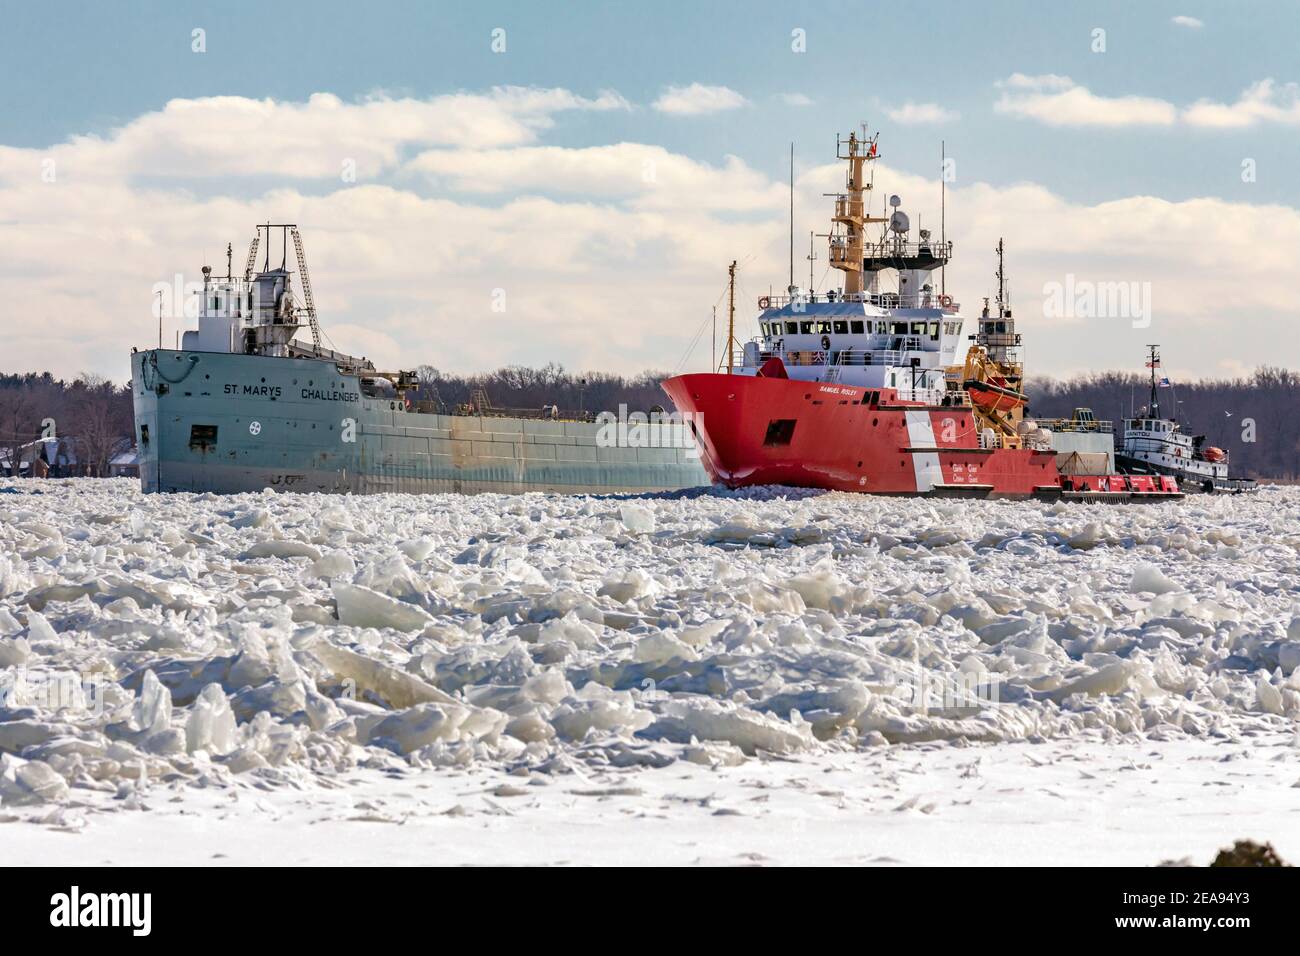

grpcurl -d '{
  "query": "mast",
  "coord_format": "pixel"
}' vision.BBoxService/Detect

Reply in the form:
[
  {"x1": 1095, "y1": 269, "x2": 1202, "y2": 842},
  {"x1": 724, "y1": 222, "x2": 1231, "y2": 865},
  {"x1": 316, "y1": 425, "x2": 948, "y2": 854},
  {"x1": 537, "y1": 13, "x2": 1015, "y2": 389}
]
[
  {"x1": 995, "y1": 238, "x2": 1006, "y2": 317},
  {"x1": 727, "y1": 260, "x2": 737, "y2": 375},
  {"x1": 1146, "y1": 344, "x2": 1161, "y2": 418},
  {"x1": 828, "y1": 128, "x2": 885, "y2": 296}
]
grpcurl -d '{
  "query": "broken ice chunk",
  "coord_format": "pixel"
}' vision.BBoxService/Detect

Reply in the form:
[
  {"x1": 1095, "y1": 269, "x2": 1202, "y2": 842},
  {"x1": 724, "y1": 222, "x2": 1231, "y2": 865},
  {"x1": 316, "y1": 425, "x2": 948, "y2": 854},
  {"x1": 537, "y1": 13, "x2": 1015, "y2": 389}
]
[
  {"x1": 332, "y1": 582, "x2": 434, "y2": 632},
  {"x1": 133, "y1": 670, "x2": 172, "y2": 735},
  {"x1": 1129, "y1": 564, "x2": 1179, "y2": 595},
  {"x1": 619, "y1": 504, "x2": 656, "y2": 534},
  {"x1": 185, "y1": 683, "x2": 238, "y2": 755}
]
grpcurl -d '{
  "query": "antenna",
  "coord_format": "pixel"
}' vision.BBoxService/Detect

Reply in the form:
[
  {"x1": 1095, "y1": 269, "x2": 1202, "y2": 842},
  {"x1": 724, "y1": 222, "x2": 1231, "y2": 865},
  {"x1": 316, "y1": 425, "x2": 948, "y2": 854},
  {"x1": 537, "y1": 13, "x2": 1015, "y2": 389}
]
[
  {"x1": 789, "y1": 142, "x2": 795, "y2": 292},
  {"x1": 940, "y1": 140, "x2": 946, "y2": 296},
  {"x1": 727, "y1": 261, "x2": 737, "y2": 375},
  {"x1": 807, "y1": 230, "x2": 817, "y2": 293},
  {"x1": 1146, "y1": 343, "x2": 1161, "y2": 419},
  {"x1": 225, "y1": 242, "x2": 233, "y2": 281}
]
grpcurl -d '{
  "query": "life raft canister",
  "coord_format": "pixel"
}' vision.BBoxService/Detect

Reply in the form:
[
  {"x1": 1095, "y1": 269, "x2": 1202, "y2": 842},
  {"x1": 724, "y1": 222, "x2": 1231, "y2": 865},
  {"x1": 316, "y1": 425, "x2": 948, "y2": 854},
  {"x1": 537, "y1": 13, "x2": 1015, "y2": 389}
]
[{"x1": 758, "y1": 296, "x2": 771, "y2": 309}]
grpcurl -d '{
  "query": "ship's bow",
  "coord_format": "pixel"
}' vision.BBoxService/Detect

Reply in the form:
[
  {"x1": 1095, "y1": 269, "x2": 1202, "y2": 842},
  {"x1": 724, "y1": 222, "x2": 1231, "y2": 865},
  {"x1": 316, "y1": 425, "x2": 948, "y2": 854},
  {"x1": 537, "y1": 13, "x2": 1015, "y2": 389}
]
[
  {"x1": 130, "y1": 350, "x2": 159, "y2": 492},
  {"x1": 663, "y1": 372, "x2": 805, "y2": 488}
]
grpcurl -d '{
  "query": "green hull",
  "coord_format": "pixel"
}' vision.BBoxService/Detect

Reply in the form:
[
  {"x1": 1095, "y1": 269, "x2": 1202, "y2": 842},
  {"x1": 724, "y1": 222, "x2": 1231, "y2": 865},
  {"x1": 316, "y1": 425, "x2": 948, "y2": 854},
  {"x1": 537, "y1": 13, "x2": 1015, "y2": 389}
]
[{"x1": 131, "y1": 350, "x2": 709, "y2": 495}]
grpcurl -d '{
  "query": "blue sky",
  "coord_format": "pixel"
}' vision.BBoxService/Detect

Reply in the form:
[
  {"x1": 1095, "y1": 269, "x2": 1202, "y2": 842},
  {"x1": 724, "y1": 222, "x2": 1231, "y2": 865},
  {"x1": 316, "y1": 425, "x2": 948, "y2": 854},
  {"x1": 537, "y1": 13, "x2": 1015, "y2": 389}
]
[
  {"x1": 1, "y1": 1, "x2": 1298, "y2": 380},
  {"x1": 6, "y1": 1, "x2": 1298, "y2": 204}
]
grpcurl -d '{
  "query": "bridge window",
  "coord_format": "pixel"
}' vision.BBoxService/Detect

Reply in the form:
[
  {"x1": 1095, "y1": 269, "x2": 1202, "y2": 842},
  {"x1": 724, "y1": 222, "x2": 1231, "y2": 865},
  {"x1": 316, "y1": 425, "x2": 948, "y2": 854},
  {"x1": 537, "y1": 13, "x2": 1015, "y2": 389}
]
[
  {"x1": 816, "y1": 322, "x2": 832, "y2": 334},
  {"x1": 833, "y1": 320, "x2": 849, "y2": 334},
  {"x1": 850, "y1": 320, "x2": 864, "y2": 334},
  {"x1": 799, "y1": 322, "x2": 813, "y2": 334},
  {"x1": 892, "y1": 322, "x2": 907, "y2": 334},
  {"x1": 785, "y1": 321, "x2": 798, "y2": 334},
  {"x1": 911, "y1": 322, "x2": 925, "y2": 335},
  {"x1": 929, "y1": 321, "x2": 940, "y2": 338}
]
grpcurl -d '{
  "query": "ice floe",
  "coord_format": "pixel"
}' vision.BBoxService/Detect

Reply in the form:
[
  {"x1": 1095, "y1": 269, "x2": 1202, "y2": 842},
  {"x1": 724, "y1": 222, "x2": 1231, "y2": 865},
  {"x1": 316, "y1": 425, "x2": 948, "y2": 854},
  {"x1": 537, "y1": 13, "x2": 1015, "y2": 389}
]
[{"x1": 0, "y1": 478, "x2": 1297, "y2": 816}]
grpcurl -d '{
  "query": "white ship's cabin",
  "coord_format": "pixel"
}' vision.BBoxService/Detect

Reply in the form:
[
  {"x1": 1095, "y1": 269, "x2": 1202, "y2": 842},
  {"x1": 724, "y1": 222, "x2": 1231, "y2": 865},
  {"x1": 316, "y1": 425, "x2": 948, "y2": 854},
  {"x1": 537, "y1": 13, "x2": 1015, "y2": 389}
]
[
  {"x1": 734, "y1": 194, "x2": 983, "y2": 403},
  {"x1": 741, "y1": 297, "x2": 975, "y2": 402},
  {"x1": 1122, "y1": 416, "x2": 1228, "y2": 477}
]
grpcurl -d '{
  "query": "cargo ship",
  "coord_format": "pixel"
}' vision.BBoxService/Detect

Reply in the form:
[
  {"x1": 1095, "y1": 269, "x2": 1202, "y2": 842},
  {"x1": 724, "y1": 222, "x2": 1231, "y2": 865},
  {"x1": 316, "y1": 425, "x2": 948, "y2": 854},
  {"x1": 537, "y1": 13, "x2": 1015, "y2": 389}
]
[
  {"x1": 662, "y1": 127, "x2": 1181, "y2": 502},
  {"x1": 1115, "y1": 346, "x2": 1256, "y2": 494},
  {"x1": 131, "y1": 225, "x2": 707, "y2": 495}
]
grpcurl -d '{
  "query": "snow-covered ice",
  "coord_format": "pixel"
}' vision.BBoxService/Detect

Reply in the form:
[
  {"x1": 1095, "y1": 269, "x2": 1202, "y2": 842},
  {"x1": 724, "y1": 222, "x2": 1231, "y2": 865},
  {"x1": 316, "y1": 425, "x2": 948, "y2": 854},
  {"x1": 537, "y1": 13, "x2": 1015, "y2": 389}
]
[{"x1": 1, "y1": 478, "x2": 1298, "y2": 864}]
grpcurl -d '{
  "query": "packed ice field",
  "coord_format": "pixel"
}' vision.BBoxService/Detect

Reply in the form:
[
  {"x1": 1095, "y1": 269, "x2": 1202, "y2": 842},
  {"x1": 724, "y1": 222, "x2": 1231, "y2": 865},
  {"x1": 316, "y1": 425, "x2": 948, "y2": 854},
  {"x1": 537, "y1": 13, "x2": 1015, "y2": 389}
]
[{"x1": 1, "y1": 478, "x2": 1298, "y2": 865}]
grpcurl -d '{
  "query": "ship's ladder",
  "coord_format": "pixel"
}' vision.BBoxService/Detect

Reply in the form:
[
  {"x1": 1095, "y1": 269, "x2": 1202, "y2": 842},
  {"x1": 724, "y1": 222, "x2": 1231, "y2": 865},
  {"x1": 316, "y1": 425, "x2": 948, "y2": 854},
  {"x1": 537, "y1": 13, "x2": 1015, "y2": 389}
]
[
  {"x1": 290, "y1": 227, "x2": 323, "y2": 352},
  {"x1": 243, "y1": 231, "x2": 260, "y2": 281}
]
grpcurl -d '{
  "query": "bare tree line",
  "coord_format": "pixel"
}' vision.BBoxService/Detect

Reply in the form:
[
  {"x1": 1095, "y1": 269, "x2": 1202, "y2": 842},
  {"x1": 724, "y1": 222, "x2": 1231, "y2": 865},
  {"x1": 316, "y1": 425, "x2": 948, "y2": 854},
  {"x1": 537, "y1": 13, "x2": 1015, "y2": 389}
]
[
  {"x1": 1026, "y1": 367, "x2": 1300, "y2": 480},
  {"x1": 0, "y1": 372, "x2": 134, "y2": 477},
  {"x1": 2, "y1": 364, "x2": 1296, "y2": 480}
]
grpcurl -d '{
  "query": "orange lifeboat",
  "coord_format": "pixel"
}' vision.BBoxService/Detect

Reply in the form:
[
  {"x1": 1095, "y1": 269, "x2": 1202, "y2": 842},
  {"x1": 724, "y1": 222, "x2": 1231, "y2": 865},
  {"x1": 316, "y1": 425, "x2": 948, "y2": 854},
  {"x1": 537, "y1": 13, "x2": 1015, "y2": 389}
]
[
  {"x1": 1203, "y1": 446, "x2": 1227, "y2": 462},
  {"x1": 963, "y1": 378, "x2": 1027, "y2": 413}
]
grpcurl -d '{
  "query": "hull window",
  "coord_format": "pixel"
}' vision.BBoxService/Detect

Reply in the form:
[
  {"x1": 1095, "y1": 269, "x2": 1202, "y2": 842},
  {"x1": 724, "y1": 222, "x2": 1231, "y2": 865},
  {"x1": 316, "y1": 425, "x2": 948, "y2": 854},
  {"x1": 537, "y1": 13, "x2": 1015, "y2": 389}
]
[
  {"x1": 763, "y1": 419, "x2": 797, "y2": 447},
  {"x1": 139, "y1": 424, "x2": 149, "y2": 446}
]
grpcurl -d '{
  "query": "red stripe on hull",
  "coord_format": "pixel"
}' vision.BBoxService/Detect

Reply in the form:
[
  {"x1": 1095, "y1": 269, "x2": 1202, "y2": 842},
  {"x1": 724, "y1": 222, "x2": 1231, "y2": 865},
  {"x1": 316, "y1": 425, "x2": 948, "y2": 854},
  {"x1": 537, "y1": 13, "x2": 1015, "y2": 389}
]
[{"x1": 663, "y1": 372, "x2": 1060, "y2": 498}]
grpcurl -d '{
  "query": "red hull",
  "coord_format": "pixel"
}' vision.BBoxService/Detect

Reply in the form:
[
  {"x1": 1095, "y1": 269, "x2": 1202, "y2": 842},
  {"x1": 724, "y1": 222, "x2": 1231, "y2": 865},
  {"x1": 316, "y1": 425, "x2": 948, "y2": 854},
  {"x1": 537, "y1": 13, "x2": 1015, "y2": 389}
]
[{"x1": 663, "y1": 372, "x2": 1059, "y2": 498}]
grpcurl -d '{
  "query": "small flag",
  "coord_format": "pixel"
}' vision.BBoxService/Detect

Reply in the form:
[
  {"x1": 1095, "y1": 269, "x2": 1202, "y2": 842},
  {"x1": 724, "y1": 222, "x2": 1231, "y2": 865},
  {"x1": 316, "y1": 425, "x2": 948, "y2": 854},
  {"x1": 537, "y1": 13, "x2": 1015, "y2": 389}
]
[
  {"x1": 1145, "y1": 360, "x2": 1161, "y2": 368},
  {"x1": 1158, "y1": 377, "x2": 1171, "y2": 388}
]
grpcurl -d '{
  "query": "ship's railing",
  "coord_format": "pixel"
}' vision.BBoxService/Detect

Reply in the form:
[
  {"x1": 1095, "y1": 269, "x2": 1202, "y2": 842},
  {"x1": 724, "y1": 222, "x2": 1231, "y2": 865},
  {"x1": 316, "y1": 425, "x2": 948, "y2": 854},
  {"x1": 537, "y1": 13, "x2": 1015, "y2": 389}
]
[
  {"x1": 1123, "y1": 435, "x2": 1220, "y2": 461},
  {"x1": 749, "y1": 344, "x2": 935, "y2": 368},
  {"x1": 758, "y1": 291, "x2": 960, "y2": 311},
  {"x1": 861, "y1": 238, "x2": 953, "y2": 262},
  {"x1": 406, "y1": 399, "x2": 596, "y2": 422},
  {"x1": 978, "y1": 333, "x2": 1021, "y2": 348},
  {"x1": 1037, "y1": 416, "x2": 1114, "y2": 434},
  {"x1": 893, "y1": 385, "x2": 949, "y2": 405}
]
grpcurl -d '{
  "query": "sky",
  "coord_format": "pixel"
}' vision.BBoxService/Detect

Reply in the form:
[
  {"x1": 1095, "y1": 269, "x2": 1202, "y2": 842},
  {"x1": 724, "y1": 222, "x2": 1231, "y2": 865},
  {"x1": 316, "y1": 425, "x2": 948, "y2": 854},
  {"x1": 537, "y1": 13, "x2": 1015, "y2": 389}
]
[{"x1": 1, "y1": 0, "x2": 1298, "y2": 383}]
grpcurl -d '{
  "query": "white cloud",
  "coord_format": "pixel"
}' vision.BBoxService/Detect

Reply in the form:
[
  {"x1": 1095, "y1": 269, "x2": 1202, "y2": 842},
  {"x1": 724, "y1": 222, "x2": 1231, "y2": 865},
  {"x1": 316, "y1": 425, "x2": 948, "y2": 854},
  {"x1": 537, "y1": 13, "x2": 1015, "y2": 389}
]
[
  {"x1": 778, "y1": 93, "x2": 814, "y2": 107},
  {"x1": 995, "y1": 74, "x2": 1177, "y2": 127},
  {"x1": 651, "y1": 84, "x2": 748, "y2": 116},
  {"x1": 1, "y1": 90, "x2": 1298, "y2": 383},
  {"x1": 886, "y1": 102, "x2": 959, "y2": 125},
  {"x1": 0, "y1": 88, "x2": 630, "y2": 184},
  {"x1": 1171, "y1": 15, "x2": 1204, "y2": 28},
  {"x1": 1183, "y1": 79, "x2": 1300, "y2": 127},
  {"x1": 406, "y1": 143, "x2": 783, "y2": 212}
]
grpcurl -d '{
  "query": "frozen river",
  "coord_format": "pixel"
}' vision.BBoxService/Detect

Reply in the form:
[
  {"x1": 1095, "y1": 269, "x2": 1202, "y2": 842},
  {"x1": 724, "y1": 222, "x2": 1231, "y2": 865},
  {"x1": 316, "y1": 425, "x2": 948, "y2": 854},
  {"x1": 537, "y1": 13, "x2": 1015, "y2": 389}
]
[{"x1": 2, "y1": 479, "x2": 1297, "y2": 864}]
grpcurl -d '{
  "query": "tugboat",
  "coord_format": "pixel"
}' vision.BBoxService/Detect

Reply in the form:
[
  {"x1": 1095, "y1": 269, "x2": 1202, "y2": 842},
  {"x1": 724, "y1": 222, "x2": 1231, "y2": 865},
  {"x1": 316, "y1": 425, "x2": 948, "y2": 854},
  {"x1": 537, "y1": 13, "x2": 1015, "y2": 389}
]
[
  {"x1": 662, "y1": 126, "x2": 1181, "y2": 502},
  {"x1": 1115, "y1": 345, "x2": 1256, "y2": 494},
  {"x1": 131, "y1": 225, "x2": 708, "y2": 495}
]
